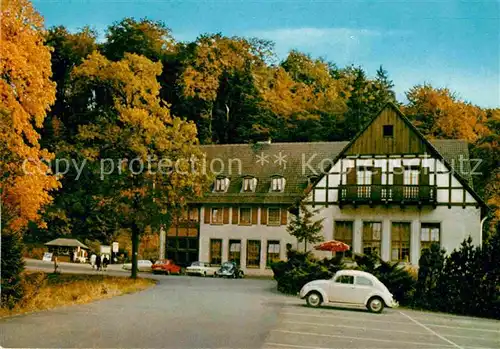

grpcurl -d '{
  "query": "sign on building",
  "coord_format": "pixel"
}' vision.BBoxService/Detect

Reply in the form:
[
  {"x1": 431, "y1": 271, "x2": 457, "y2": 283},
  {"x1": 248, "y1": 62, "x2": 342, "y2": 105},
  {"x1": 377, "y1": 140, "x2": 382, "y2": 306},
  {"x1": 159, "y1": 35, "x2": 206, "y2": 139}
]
[{"x1": 112, "y1": 242, "x2": 119, "y2": 253}]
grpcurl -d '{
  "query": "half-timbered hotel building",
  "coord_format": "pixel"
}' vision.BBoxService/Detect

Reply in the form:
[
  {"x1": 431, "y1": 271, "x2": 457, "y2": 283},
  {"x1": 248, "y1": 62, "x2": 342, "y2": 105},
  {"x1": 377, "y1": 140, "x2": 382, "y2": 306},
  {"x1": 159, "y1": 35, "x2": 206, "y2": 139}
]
[{"x1": 165, "y1": 103, "x2": 487, "y2": 275}]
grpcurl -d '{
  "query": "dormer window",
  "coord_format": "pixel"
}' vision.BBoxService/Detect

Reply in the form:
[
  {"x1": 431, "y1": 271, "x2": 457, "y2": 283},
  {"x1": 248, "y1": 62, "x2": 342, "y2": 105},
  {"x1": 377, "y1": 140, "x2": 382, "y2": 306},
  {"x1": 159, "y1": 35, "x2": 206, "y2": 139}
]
[
  {"x1": 214, "y1": 177, "x2": 229, "y2": 192},
  {"x1": 242, "y1": 176, "x2": 257, "y2": 192},
  {"x1": 271, "y1": 176, "x2": 286, "y2": 192}
]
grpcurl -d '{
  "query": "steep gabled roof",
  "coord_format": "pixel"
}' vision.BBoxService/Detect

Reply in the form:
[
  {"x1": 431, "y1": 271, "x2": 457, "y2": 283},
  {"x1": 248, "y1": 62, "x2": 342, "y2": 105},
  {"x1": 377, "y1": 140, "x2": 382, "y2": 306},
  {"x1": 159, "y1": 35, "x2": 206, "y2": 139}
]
[{"x1": 307, "y1": 102, "x2": 486, "y2": 210}]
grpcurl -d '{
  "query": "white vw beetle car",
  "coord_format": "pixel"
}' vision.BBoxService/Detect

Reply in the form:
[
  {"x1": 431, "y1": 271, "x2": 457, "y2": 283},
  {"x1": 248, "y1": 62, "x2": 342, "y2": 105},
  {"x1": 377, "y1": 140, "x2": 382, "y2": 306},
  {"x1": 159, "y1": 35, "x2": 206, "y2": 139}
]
[
  {"x1": 299, "y1": 270, "x2": 398, "y2": 313},
  {"x1": 186, "y1": 261, "x2": 218, "y2": 277}
]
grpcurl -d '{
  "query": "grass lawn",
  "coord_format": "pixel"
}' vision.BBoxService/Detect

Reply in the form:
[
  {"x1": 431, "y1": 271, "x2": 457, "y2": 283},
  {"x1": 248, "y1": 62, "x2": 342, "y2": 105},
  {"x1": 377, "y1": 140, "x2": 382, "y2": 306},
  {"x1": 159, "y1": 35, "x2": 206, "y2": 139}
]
[{"x1": 0, "y1": 272, "x2": 156, "y2": 318}]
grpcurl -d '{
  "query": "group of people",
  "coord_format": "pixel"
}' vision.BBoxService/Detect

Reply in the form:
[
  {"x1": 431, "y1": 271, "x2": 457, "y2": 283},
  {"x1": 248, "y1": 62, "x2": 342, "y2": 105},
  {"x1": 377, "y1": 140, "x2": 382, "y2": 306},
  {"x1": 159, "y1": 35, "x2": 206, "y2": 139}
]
[{"x1": 89, "y1": 253, "x2": 110, "y2": 271}]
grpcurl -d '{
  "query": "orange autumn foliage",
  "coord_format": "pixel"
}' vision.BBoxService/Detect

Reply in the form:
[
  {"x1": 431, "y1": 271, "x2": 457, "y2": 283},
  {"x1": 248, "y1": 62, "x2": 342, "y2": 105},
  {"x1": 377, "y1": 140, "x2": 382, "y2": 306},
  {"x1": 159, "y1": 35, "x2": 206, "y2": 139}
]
[
  {"x1": 404, "y1": 85, "x2": 490, "y2": 143},
  {"x1": 0, "y1": 0, "x2": 59, "y2": 232}
]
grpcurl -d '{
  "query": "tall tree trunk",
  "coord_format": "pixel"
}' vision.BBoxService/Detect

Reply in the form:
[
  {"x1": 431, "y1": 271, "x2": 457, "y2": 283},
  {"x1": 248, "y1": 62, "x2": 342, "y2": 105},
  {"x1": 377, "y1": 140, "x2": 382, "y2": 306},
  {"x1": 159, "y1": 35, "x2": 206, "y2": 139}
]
[
  {"x1": 131, "y1": 221, "x2": 139, "y2": 279},
  {"x1": 304, "y1": 240, "x2": 307, "y2": 252},
  {"x1": 130, "y1": 190, "x2": 140, "y2": 279}
]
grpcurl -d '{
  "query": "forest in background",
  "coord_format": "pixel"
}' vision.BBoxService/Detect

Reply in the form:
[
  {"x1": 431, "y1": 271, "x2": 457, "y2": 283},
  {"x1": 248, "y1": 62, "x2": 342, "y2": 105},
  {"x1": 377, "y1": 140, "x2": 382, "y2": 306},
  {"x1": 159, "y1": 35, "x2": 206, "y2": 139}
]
[{"x1": 1, "y1": 2, "x2": 498, "y2": 253}]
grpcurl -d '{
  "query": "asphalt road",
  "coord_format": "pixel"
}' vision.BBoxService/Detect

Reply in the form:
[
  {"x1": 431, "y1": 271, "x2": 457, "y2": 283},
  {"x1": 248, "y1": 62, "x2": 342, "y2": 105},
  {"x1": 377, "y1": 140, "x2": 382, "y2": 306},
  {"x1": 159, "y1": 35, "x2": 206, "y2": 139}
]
[
  {"x1": 1, "y1": 276, "x2": 284, "y2": 348},
  {"x1": 2, "y1": 264, "x2": 499, "y2": 349}
]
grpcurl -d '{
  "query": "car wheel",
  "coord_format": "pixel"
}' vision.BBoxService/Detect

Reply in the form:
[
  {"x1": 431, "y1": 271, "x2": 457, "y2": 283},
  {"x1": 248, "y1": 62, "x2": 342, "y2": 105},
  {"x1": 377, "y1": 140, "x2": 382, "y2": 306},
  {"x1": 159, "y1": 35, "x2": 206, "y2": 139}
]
[
  {"x1": 367, "y1": 297, "x2": 385, "y2": 313},
  {"x1": 166, "y1": 270, "x2": 170, "y2": 275},
  {"x1": 306, "y1": 291, "x2": 322, "y2": 308}
]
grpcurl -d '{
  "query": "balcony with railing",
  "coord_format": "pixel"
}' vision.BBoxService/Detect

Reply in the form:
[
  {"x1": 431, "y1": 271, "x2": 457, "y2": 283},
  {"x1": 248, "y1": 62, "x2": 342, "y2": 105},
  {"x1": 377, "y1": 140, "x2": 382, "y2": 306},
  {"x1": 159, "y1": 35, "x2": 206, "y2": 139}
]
[{"x1": 338, "y1": 185, "x2": 436, "y2": 205}]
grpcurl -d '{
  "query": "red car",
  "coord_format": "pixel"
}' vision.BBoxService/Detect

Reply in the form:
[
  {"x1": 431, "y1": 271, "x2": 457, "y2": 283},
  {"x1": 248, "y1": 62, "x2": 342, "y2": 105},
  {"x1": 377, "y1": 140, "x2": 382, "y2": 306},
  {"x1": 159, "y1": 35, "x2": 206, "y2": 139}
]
[{"x1": 152, "y1": 259, "x2": 183, "y2": 275}]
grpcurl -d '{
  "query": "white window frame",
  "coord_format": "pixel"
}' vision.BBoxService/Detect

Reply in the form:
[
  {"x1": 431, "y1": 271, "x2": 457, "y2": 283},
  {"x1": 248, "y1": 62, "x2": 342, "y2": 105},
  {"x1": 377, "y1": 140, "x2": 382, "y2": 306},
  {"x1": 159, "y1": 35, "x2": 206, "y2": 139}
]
[
  {"x1": 404, "y1": 169, "x2": 419, "y2": 185},
  {"x1": 214, "y1": 177, "x2": 229, "y2": 192},
  {"x1": 243, "y1": 177, "x2": 257, "y2": 192},
  {"x1": 357, "y1": 169, "x2": 372, "y2": 185},
  {"x1": 271, "y1": 177, "x2": 285, "y2": 192}
]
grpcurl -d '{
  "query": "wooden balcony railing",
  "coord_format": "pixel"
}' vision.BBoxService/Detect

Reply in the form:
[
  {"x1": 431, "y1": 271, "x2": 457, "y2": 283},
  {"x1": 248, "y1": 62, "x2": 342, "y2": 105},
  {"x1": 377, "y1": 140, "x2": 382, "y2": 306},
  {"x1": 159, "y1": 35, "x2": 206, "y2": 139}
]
[{"x1": 338, "y1": 185, "x2": 436, "y2": 204}]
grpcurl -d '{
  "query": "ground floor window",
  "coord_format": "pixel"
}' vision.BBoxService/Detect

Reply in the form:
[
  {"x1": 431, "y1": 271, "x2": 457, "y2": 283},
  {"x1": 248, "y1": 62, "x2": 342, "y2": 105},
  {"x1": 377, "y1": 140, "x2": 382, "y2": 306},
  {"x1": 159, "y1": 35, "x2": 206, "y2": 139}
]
[
  {"x1": 334, "y1": 221, "x2": 353, "y2": 258},
  {"x1": 362, "y1": 222, "x2": 382, "y2": 256},
  {"x1": 246, "y1": 240, "x2": 261, "y2": 268},
  {"x1": 420, "y1": 223, "x2": 440, "y2": 253},
  {"x1": 392, "y1": 222, "x2": 411, "y2": 262},
  {"x1": 210, "y1": 239, "x2": 222, "y2": 265},
  {"x1": 228, "y1": 239, "x2": 241, "y2": 265},
  {"x1": 266, "y1": 240, "x2": 280, "y2": 266}
]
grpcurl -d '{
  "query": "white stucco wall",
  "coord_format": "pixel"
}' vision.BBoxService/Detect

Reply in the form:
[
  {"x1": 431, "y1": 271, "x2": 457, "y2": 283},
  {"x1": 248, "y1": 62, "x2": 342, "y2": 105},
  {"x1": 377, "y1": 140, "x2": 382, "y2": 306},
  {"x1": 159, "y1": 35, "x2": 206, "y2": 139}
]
[
  {"x1": 198, "y1": 207, "x2": 297, "y2": 276},
  {"x1": 309, "y1": 204, "x2": 481, "y2": 264}
]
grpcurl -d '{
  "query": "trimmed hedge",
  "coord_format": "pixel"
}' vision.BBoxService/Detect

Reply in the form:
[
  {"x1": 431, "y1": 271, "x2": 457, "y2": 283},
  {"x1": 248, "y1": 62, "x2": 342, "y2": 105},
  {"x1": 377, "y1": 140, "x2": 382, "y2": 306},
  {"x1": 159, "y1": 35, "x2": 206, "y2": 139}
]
[
  {"x1": 271, "y1": 250, "x2": 344, "y2": 294},
  {"x1": 354, "y1": 253, "x2": 416, "y2": 305}
]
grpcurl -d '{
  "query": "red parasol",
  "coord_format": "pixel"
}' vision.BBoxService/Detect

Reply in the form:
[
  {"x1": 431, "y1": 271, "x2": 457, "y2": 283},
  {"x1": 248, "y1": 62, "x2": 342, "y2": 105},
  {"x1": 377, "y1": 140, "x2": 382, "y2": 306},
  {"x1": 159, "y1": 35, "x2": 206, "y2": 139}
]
[{"x1": 314, "y1": 240, "x2": 350, "y2": 252}]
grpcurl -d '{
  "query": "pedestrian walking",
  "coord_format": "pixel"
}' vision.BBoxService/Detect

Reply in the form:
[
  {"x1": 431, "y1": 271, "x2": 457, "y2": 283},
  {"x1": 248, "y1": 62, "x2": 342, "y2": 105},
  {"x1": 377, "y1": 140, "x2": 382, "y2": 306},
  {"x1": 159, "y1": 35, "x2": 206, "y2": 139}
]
[
  {"x1": 96, "y1": 254, "x2": 102, "y2": 271},
  {"x1": 53, "y1": 254, "x2": 59, "y2": 273},
  {"x1": 103, "y1": 255, "x2": 109, "y2": 271},
  {"x1": 90, "y1": 253, "x2": 96, "y2": 269}
]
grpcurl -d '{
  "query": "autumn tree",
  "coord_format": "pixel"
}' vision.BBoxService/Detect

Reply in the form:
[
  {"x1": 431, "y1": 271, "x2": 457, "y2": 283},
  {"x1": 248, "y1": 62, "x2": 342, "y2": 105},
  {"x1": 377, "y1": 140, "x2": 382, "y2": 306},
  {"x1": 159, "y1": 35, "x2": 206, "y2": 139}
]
[
  {"x1": 404, "y1": 84, "x2": 489, "y2": 142},
  {"x1": 472, "y1": 108, "x2": 500, "y2": 235},
  {"x1": 71, "y1": 52, "x2": 210, "y2": 277},
  {"x1": 254, "y1": 51, "x2": 348, "y2": 141},
  {"x1": 177, "y1": 34, "x2": 269, "y2": 143},
  {"x1": 0, "y1": 0, "x2": 58, "y2": 233},
  {"x1": 1, "y1": 0, "x2": 58, "y2": 307}
]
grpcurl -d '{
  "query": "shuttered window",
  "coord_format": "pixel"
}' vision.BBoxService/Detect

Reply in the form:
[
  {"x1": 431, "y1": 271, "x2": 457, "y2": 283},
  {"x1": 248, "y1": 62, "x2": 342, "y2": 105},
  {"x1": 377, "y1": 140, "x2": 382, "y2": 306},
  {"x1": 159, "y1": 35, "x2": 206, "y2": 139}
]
[
  {"x1": 268, "y1": 208, "x2": 281, "y2": 225},
  {"x1": 211, "y1": 208, "x2": 223, "y2": 224},
  {"x1": 239, "y1": 208, "x2": 251, "y2": 224}
]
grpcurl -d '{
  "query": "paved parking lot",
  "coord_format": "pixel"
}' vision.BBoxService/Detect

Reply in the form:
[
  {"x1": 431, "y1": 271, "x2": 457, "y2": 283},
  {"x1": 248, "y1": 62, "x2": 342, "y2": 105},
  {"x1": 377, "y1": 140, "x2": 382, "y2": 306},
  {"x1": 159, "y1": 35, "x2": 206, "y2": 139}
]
[{"x1": 263, "y1": 301, "x2": 500, "y2": 349}]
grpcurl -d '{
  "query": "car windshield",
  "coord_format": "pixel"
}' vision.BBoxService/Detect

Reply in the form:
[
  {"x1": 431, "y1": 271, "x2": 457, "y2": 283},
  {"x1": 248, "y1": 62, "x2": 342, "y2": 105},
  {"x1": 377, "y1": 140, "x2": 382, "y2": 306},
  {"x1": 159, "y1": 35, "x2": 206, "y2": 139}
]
[
  {"x1": 191, "y1": 262, "x2": 200, "y2": 267},
  {"x1": 154, "y1": 260, "x2": 164, "y2": 265}
]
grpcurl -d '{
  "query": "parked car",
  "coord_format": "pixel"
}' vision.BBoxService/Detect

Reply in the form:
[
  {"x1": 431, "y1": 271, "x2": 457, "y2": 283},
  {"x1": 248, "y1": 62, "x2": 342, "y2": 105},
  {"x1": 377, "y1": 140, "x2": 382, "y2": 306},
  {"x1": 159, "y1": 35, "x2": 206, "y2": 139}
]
[
  {"x1": 185, "y1": 261, "x2": 218, "y2": 277},
  {"x1": 217, "y1": 261, "x2": 244, "y2": 279},
  {"x1": 152, "y1": 259, "x2": 183, "y2": 275},
  {"x1": 299, "y1": 270, "x2": 398, "y2": 313},
  {"x1": 122, "y1": 260, "x2": 153, "y2": 272}
]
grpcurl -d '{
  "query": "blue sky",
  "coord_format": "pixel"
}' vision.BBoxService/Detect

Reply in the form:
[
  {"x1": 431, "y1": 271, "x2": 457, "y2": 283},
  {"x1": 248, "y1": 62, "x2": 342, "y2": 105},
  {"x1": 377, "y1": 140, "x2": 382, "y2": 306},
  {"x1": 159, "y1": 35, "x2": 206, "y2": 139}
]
[{"x1": 34, "y1": 0, "x2": 499, "y2": 108}]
